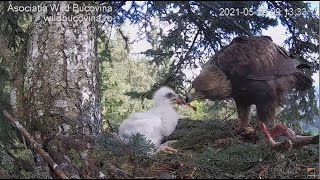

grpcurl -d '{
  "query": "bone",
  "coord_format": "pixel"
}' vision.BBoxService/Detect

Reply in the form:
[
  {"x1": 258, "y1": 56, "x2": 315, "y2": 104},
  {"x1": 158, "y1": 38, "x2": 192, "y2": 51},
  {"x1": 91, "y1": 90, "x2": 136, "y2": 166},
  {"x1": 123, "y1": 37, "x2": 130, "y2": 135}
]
[{"x1": 258, "y1": 121, "x2": 318, "y2": 151}]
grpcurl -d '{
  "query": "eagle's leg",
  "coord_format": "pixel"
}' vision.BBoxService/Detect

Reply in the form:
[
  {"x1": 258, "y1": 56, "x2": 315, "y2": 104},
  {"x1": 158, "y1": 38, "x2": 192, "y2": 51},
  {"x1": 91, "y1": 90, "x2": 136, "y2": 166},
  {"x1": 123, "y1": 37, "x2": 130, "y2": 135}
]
[
  {"x1": 256, "y1": 103, "x2": 276, "y2": 128},
  {"x1": 256, "y1": 102, "x2": 288, "y2": 138},
  {"x1": 235, "y1": 101, "x2": 251, "y2": 130}
]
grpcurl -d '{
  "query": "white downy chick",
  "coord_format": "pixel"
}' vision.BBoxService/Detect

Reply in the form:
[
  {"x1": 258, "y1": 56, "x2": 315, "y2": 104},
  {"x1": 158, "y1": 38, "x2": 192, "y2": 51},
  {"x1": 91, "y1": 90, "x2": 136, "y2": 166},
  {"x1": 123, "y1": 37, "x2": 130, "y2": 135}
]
[{"x1": 118, "y1": 86, "x2": 181, "y2": 154}]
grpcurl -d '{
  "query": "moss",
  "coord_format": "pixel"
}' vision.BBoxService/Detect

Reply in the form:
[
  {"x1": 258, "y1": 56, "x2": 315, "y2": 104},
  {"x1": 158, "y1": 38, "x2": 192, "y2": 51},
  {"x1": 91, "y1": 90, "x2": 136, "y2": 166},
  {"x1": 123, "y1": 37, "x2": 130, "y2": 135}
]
[{"x1": 69, "y1": 149, "x2": 83, "y2": 170}]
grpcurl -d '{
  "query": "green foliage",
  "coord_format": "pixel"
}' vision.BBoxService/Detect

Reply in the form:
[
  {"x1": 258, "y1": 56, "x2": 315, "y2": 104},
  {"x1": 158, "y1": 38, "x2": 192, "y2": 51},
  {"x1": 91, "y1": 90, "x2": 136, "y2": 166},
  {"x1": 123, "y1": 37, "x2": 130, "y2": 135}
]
[
  {"x1": 0, "y1": 2, "x2": 33, "y2": 51},
  {"x1": 125, "y1": 133, "x2": 155, "y2": 157},
  {"x1": 100, "y1": 43, "x2": 158, "y2": 125},
  {"x1": 166, "y1": 119, "x2": 319, "y2": 178},
  {"x1": 27, "y1": 169, "x2": 52, "y2": 179},
  {"x1": 99, "y1": 30, "x2": 237, "y2": 127},
  {"x1": 176, "y1": 100, "x2": 236, "y2": 121},
  {"x1": 69, "y1": 149, "x2": 83, "y2": 170},
  {"x1": 114, "y1": 1, "x2": 280, "y2": 86},
  {"x1": 0, "y1": 1, "x2": 32, "y2": 146},
  {"x1": 0, "y1": 147, "x2": 15, "y2": 175},
  {"x1": 97, "y1": 132, "x2": 154, "y2": 162},
  {"x1": 279, "y1": 87, "x2": 319, "y2": 131},
  {"x1": 0, "y1": 59, "x2": 16, "y2": 146},
  {"x1": 179, "y1": 101, "x2": 212, "y2": 120},
  {"x1": 167, "y1": 118, "x2": 235, "y2": 151},
  {"x1": 206, "y1": 100, "x2": 238, "y2": 120},
  {"x1": 264, "y1": 1, "x2": 320, "y2": 129},
  {"x1": 100, "y1": 32, "x2": 150, "y2": 125},
  {"x1": 197, "y1": 141, "x2": 269, "y2": 173},
  {"x1": 0, "y1": 145, "x2": 42, "y2": 179}
]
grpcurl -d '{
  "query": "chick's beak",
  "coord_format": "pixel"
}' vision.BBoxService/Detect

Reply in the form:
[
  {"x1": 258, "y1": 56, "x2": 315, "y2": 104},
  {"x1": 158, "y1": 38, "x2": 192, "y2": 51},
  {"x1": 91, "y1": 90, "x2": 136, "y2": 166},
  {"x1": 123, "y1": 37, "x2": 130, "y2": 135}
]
[
  {"x1": 174, "y1": 95, "x2": 185, "y2": 105},
  {"x1": 173, "y1": 93, "x2": 198, "y2": 112}
]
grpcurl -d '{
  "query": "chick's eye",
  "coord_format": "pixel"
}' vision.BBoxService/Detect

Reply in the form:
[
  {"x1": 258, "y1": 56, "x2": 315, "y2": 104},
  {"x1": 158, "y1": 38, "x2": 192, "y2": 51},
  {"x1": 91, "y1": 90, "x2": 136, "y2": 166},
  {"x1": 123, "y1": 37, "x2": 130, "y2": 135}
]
[{"x1": 165, "y1": 92, "x2": 175, "y2": 99}]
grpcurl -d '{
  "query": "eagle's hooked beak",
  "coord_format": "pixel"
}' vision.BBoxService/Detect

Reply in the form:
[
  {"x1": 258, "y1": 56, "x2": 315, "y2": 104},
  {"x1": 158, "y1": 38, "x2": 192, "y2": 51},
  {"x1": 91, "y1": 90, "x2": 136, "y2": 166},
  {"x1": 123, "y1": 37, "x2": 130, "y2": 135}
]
[{"x1": 185, "y1": 88, "x2": 199, "y2": 103}]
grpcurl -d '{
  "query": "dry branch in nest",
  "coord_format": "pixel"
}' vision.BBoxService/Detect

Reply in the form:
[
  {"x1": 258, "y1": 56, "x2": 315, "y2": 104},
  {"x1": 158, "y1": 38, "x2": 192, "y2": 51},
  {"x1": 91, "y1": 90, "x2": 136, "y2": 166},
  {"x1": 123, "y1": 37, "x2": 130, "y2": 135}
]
[
  {"x1": 46, "y1": 139, "x2": 80, "y2": 179},
  {"x1": 3, "y1": 110, "x2": 69, "y2": 179},
  {"x1": 34, "y1": 131, "x2": 50, "y2": 174},
  {"x1": 2, "y1": 110, "x2": 318, "y2": 179}
]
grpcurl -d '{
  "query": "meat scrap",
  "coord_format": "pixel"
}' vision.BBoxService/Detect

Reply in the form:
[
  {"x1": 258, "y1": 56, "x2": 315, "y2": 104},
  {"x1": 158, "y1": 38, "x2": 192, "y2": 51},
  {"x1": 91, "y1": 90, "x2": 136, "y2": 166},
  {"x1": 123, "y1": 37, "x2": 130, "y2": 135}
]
[
  {"x1": 258, "y1": 121, "x2": 318, "y2": 151},
  {"x1": 176, "y1": 96, "x2": 197, "y2": 111}
]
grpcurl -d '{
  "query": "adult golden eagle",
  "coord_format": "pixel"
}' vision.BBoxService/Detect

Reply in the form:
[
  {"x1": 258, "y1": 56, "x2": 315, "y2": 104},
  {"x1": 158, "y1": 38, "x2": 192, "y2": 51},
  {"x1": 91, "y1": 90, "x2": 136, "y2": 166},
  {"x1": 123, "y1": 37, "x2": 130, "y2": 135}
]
[{"x1": 185, "y1": 36, "x2": 312, "y2": 129}]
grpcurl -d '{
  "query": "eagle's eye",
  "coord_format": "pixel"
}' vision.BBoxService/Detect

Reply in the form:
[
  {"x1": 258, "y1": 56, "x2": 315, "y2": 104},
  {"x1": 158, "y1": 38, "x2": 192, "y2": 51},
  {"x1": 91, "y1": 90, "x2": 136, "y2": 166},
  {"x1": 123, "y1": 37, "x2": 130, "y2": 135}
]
[{"x1": 165, "y1": 92, "x2": 175, "y2": 99}]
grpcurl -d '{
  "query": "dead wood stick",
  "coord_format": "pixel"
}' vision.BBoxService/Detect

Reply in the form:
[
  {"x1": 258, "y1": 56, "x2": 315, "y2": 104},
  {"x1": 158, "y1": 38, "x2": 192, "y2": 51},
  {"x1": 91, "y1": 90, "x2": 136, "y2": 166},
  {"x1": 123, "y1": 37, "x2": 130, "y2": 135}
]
[
  {"x1": 3, "y1": 110, "x2": 69, "y2": 179},
  {"x1": 34, "y1": 131, "x2": 50, "y2": 174}
]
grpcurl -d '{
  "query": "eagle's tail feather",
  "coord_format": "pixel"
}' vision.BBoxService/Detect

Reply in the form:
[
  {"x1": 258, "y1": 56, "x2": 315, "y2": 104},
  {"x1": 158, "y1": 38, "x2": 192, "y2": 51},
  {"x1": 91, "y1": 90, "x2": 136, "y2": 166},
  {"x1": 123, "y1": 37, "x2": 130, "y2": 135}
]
[{"x1": 293, "y1": 70, "x2": 313, "y2": 91}]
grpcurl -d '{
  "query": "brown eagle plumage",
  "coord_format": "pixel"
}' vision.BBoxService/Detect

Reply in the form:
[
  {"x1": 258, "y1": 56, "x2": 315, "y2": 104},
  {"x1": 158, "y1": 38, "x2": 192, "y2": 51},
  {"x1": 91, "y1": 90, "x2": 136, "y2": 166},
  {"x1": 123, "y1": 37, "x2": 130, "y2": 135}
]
[{"x1": 185, "y1": 36, "x2": 312, "y2": 128}]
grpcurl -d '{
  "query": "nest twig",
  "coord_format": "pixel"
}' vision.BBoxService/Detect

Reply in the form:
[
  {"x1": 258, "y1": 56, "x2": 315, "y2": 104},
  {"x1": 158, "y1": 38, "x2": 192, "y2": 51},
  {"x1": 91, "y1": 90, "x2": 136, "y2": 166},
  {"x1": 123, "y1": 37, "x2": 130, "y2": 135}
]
[{"x1": 3, "y1": 110, "x2": 69, "y2": 179}]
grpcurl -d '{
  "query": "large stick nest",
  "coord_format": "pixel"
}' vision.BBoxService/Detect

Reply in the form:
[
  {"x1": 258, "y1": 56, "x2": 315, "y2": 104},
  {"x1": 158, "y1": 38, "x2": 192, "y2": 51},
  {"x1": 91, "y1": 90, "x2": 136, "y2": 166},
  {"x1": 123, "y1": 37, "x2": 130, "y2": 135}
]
[
  {"x1": 1, "y1": 118, "x2": 318, "y2": 179},
  {"x1": 88, "y1": 119, "x2": 319, "y2": 179}
]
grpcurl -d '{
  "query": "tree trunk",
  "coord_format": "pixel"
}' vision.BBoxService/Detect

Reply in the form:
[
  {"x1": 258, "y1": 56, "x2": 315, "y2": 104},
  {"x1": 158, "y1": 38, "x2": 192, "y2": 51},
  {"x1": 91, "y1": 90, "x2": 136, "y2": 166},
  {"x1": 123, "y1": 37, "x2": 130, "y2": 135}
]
[{"x1": 22, "y1": 1, "x2": 101, "y2": 136}]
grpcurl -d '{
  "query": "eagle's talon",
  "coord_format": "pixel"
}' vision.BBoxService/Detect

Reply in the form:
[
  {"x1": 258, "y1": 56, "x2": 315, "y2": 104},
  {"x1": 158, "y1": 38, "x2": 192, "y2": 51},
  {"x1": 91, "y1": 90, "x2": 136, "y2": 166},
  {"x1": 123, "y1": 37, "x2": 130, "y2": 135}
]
[
  {"x1": 233, "y1": 118, "x2": 253, "y2": 131},
  {"x1": 234, "y1": 119, "x2": 255, "y2": 137}
]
